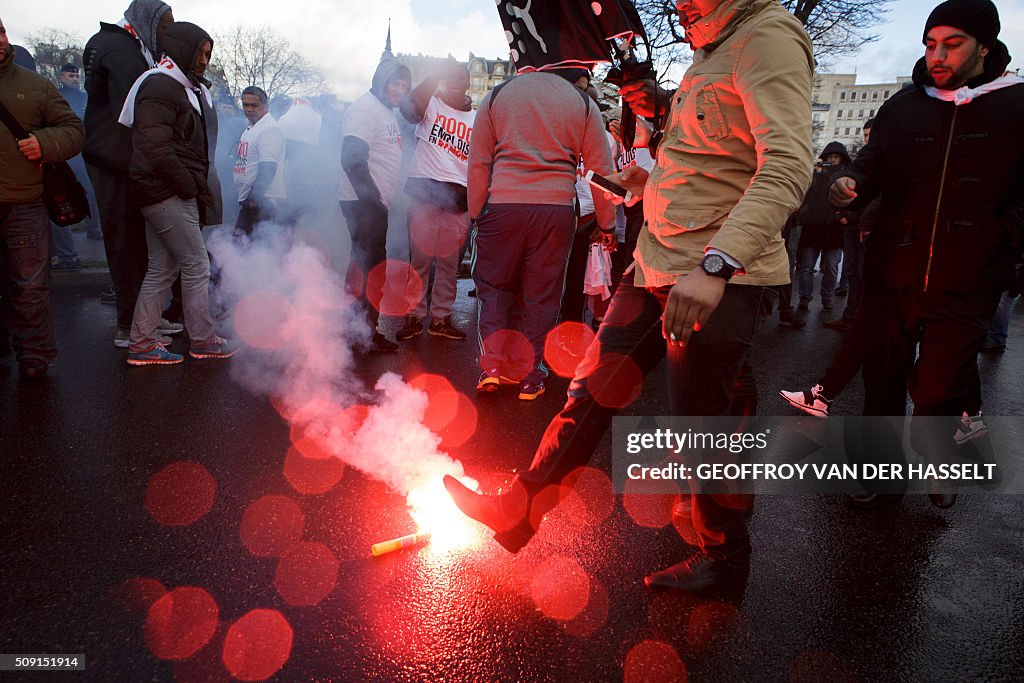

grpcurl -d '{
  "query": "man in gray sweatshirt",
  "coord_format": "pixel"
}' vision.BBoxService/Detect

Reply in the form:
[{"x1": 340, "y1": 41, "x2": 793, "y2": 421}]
[{"x1": 468, "y1": 68, "x2": 615, "y2": 400}]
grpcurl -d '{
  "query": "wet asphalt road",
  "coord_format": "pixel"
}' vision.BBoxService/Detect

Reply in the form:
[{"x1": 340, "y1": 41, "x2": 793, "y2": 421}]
[{"x1": 1, "y1": 271, "x2": 1023, "y2": 682}]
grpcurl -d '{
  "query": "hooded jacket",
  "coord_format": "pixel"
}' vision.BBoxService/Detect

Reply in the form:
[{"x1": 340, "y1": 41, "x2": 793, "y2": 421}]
[
  {"x1": 82, "y1": 0, "x2": 171, "y2": 172},
  {"x1": 128, "y1": 22, "x2": 219, "y2": 223},
  {"x1": 796, "y1": 141, "x2": 854, "y2": 249},
  {"x1": 0, "y1": 48, "x2": 85, "y2": 203},
  {"x1": 634, "y1": 0, "x2": 814, "y2": 288},
  {"x1": 842, "y1": 40, "x2": 1024, "y2": 294}
]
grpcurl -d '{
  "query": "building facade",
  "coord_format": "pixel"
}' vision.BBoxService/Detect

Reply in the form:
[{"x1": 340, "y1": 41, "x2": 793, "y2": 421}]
[{"x1": 812, "y1": 72, "x2": 912, "y2": 155}]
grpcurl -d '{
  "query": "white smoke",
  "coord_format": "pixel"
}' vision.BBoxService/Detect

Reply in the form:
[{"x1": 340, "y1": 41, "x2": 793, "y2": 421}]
[{"x1": 207, "y1": 224, "x2": 466, "y2": 497}]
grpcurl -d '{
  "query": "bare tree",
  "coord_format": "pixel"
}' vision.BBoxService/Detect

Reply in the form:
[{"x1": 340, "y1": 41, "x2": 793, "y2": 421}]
[
  {"x1": 211, "y1": 25, "x2": 329, "y2": 101},
  {"x1": 631, "y1": 0, "x2": 893, "y2": 80},
  {"x1": 24, "y1": 28, "x2": 84, "y2": 85}
]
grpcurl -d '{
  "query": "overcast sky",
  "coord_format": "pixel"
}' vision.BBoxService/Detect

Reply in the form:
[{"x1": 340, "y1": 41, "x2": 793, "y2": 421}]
[{"x1": 4, "y1": 0, "x2": 1023, "y2": 100}]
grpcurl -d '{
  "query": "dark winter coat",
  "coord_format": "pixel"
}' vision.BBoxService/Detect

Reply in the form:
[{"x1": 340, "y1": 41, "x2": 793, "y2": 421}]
[
  {"x1": 0, "y1": 49, "x2": 84, "y2": 203},
  {"x1": 82, "y1": 22, "x2": 158, "y2": 172},
  {"x1": 843, "y1": 43, "x2": 1024, "y2": 294},
  {"x1": 797, "y1": 143, "x2": 854, "y2": 250},
  {"x1": 129, "y1": 22, "x2": 219, "y2": 224}
]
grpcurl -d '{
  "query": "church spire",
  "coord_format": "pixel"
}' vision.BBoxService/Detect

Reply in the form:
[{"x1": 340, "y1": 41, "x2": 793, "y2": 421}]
[{"x1": 381, "y1": 19, "x2": 394, "y2": 61}]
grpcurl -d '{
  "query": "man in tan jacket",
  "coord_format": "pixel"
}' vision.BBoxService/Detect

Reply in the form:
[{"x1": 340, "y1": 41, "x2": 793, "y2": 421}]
[{"x1": 446, "y1": 0, "x2": 813, "y2": 591}]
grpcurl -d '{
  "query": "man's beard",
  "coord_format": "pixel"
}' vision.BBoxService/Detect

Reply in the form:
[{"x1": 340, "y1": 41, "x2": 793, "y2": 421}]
[{"x1": 930, "y1": 52, "x2": 983, "y2": 89}]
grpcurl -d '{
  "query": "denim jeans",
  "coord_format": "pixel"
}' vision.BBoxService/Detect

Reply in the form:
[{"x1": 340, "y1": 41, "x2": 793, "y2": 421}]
[
  {"x1": 986, "y1": 291, "x2": 1019, "y2": 345},
  {"x1": 798, "y1": 246, "x2": 841, "y2": 302},
  {"x1": 130, "y1": 196, "x2": 216, "y2": 352},
  {"x1": 518, "y1": 274, "x2": 766, "y2": 558},
  {"x1": 0, "y1": 202, "x2": 57, "y2": 363}
]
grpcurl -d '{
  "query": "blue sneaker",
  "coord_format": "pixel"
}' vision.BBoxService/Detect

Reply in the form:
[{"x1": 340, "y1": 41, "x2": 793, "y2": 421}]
[
  {"x1": 127, "y1": 343, "x2": 184, "y2": 366},
  {"x1": 189, "y1": 336, "x2": 238, "y2": 359}
]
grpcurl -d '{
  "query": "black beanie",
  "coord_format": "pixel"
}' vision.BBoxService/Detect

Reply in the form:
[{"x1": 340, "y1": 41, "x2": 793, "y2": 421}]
[{"x1": 923, "y1": 0, "x2": 1000, "y2": 47}]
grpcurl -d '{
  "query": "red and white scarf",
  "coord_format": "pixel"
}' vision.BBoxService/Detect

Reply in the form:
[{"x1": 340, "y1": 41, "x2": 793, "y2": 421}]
[
  {"x1": 116, "y1": 17, "x2": 155, "y2": 67},
  {"x1": 118, "y1": 54, "x2": 212, "y2": 128}
]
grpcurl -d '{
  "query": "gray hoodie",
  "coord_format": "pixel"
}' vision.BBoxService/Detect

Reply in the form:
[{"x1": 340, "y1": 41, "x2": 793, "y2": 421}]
[{"x1": 124, "y1": 0, "x2": 172, "y2": 57}]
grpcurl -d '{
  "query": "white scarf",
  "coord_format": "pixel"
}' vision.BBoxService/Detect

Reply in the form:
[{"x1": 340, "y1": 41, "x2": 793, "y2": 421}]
[
  {"x1": 117, "y1": 54, "x2": 213, "y2": 128},
  {"x1": 924, "y1": 73, "x2": 1024, "y2": 106},
  {"x1": 116, "y1": 17, "x2": 155, "y2": 67}
]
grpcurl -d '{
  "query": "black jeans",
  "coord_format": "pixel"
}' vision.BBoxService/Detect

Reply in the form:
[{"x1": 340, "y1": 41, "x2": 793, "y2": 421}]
[
  {"x1": 86, "y1": 164, "x2": 148, "y2": 332},
  {"x1": 340, "y1": 199, "x2": 389, "y2": 328},
  {"x1": 519, "y1": 274, "x2": 767, "y2": 558},
  {"x1": 854, "y1": 286, "x2": 1000, "y2": 492},
  {"x1": 235, "y1": 199, "x2": 277, "y2": 237}
]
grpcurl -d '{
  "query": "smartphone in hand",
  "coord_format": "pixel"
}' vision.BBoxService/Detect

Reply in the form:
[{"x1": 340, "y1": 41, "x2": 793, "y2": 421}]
[{"x1": 585, "y1": 170, "x2": 634, "y2": 203}]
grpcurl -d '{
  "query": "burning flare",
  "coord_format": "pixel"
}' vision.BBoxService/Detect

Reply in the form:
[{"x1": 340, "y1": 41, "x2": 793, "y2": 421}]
[{"x1": 371, "y1": 475, "x2": 482, "y2": 556}]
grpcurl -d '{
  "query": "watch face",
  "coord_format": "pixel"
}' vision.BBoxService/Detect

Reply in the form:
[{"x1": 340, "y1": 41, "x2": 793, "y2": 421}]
[{"x1": 704, "y1": 254, "x2": 724, "y2": 273}]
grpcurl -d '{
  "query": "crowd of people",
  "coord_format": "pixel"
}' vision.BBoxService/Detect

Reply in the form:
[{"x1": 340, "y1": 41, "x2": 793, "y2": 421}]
[{"x1": 1, "y1": 0, "x2": 1021, "y2": 590}]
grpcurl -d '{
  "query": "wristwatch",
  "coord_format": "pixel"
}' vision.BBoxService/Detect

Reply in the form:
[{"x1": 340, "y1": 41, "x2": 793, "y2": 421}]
[{"x1": 700, "y1": 253, "x2": 736, "y2": 281}]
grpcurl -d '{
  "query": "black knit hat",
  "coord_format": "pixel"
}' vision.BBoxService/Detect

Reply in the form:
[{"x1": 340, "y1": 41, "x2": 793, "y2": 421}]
[{"x1": 923, "y1": 0, "x2": 1000, "y2": 47}]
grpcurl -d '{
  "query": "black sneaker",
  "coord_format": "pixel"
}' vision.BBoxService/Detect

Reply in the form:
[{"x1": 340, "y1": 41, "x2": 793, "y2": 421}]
[
  {"x1": 428, "y1": 316, "x2": 466, "y2": 340},
  {"x1": 51, "y1": 257, "x2": 82, "y2": 272},
  {"x1": 821, "y1": 299, "x2": 833, "y2": 310},
  {"x1": 396, "y1": 316, "x2": 423, "y2": 341},
  {"x1": 797, "y1": 298, "x2": 810, "y2": 311}
]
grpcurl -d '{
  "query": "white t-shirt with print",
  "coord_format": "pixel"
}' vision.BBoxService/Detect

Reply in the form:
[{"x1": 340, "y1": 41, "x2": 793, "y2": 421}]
[
  {"x1": 339, "y1": 91, "x2": 403, "y2": 207},
  {"x1": 408, "y1": 96, "x2": 475, "y2": 186},
  {"x1": 233, "y1": 113, "x2": 287, "y2": 201},
  {"x1": 575, "y1": 131, "x2": 619, "y2": 217}
]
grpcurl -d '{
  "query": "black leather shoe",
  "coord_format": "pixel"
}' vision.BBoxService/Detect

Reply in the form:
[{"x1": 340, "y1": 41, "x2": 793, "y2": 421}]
[
  {"x1": 644, "y1": 550, "x2": 750, "y2": 592},
  {"x1": 927, "y1": 479, "x2": 957, "y2": 509},
  {"x1": 846, "y1": 492, "x2": 903, "y2": 509},
  {"x1": 443, "y1": 475, "x2": 534, "y2": 553},
  {"x1": 18, "y1": 358, "x2": 48, "y2": 380}
]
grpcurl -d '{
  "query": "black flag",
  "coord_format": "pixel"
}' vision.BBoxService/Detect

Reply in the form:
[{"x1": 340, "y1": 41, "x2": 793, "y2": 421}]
[{"x1": 496, "y1": 0, "x2": 647, "y2": 71}]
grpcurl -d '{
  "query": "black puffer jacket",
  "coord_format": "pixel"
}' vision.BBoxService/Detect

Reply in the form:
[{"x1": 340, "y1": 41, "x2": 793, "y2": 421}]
[
  {"x1": 129, "y1": 22, "x2": 218, "y2": 223},
  {"x1": 844, "y1": 42, "x2": 1024, "y2": 294}
]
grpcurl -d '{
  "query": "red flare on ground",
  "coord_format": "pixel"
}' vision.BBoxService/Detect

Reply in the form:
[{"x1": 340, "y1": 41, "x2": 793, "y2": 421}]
[
  {"x1": 144, "y1": 586, "x2": 219, "y2": 660},
  {"x1": 222, "y1": 609, "x2": 293, "y2": 681},
  {"x1": 240, "y1": 495, "x2": 304, "y2": 558},
  {"x1": 544, "y1": 322, "x2": 596, "y2": 378},
  {"x1": 284, "y1": 445, "x2": 345, "y2": 496},
  {"x1": 275, "y1": 541, "x2": 339, "y2": 606},
  {"x1": 234, "y1": 290, "x2": 294, "y2": 350},
  {"x1": 529, "y1": 555, "x2": 591, "y2": 622},
  {"x1": 623, "y1": 640, "x2": 686, "y2": 683},
  {"x1": 367, "y1": 260, "x2": 422, "y2": 317},
  {"x1": 144, "y1": 462, "x2": 217, "y2": 527}
]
